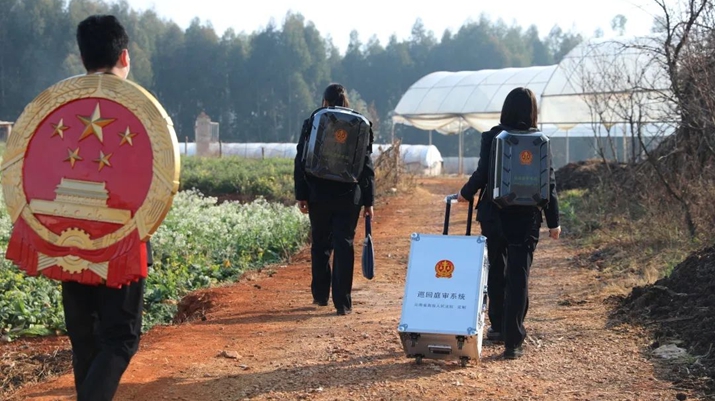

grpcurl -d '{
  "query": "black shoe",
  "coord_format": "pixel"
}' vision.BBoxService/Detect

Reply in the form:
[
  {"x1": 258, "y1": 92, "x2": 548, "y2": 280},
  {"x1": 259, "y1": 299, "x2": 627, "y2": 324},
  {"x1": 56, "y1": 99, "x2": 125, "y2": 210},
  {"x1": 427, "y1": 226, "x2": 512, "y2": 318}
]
[
  {"x1": 486, "y1": 327, "x2": 504, "y2": 342},
  {"x1": 503, "y1": 346, "x2": 524, "y2": 360},
  {"x1": 336, "y1": 308, "x2": 352, "y2": 316},
  {"x1": 312, "y1": 300, "x2": 328, "y2": 306}
]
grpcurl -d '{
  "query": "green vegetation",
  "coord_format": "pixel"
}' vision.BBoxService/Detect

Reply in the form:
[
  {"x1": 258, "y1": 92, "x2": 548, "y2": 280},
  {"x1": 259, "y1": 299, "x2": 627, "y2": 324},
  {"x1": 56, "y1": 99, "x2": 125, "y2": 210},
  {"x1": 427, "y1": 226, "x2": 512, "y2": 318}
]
[
  {"x1": 0, "y1": 190, "x2": 310, "y2": 338},
  {"x1": 180, "y1": 157, "x2": 295, "y2": 204}
]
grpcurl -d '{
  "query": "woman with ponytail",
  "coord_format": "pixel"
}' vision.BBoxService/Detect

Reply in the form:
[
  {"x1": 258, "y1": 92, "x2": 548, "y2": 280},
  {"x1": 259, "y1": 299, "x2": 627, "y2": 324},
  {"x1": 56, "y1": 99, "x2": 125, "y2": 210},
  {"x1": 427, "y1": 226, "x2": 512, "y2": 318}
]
[
  {"x1": 294, "y1": 83, "x2": 375, "y2": 316},
  {"x1": 457, "y1": 87, "x2": 561, "y2": 359}
]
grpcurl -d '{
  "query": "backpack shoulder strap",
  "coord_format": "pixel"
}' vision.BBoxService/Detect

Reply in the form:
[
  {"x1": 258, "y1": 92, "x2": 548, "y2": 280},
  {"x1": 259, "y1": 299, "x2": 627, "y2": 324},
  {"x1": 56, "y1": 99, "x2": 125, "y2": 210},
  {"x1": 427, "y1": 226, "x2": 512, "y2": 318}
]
[{"x1": 300, "y1": 118, "x2": 310, "y2": 140}]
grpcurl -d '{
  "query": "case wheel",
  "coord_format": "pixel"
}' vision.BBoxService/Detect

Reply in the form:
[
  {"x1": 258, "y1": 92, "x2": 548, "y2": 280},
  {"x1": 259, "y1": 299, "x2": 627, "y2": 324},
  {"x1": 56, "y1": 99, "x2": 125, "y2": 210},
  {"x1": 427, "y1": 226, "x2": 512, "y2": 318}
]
[
  {"x1": 456, "y1": 336, "x2": 465, "y2": 350},
  {"x1": 409, "y1": 333, "x2": 420, "y2": 347},
  {"x1": 460, "y1": 357, "x2": 469, "y2": 367},
  {"x1": 415, "y1": 356, "x2": 423, "y2": 365}
]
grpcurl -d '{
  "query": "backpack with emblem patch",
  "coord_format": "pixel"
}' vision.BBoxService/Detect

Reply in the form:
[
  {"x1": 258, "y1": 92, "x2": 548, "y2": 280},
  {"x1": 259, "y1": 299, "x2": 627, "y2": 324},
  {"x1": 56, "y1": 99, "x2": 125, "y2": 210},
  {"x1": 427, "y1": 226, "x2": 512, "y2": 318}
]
[
  {"x1": 301, "y1": 106, "x2": 372, "y2": 184},
  {"x1": 488, "y1": 129, "x2": 551, "y2": 209}
]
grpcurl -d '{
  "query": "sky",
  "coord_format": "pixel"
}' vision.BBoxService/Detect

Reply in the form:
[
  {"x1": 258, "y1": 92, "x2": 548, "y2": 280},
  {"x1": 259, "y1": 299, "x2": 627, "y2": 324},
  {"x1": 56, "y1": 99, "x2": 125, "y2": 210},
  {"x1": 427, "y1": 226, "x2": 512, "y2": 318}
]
[{"x1": 122, "y1": 0, "x2": 667, "y2": 53}]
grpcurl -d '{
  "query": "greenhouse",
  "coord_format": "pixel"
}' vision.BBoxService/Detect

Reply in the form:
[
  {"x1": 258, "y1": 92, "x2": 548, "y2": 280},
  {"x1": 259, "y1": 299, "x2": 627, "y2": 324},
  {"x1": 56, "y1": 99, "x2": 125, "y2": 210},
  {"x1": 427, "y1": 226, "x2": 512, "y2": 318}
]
[
  {"x1": 392, "y1": 36, "x2": 676, "y2": 170},
  {"x1": 181, "y1": 142, "x2": 444, "y2": 176}
]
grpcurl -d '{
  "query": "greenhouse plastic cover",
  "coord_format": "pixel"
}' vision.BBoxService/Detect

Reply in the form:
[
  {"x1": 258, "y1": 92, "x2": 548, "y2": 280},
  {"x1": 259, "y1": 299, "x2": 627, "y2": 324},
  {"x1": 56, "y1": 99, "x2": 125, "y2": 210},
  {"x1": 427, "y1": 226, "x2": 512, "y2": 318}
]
[
  {"x1": 393, "y1": 36, "x2": 675, "y2": 134},
  {"x1": 181, "y1": 143, "x2": 443, "y2": 167},
  {"x1": 372, "y1": 143, "x2": 443, "y2": 167}
]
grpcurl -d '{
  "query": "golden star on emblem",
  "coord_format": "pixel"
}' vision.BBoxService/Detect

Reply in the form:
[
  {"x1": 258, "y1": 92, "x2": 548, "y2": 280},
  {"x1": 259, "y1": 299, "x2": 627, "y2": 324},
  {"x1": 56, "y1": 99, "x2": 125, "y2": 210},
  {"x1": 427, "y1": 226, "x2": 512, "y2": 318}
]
[
  {"x1": 77, "y1": 103, "x2": 115, "y2": 143},
  {"x1": 118, "y1": 126, "x2": 137, "y2": 146},
  {"x1": 64, "y1": 147, "x2": 83, "y2": 168},
  {"x1": 51, "y1": 118, "x2": 69, "y2": 139},
  {"x1": 94, "y1": 150, "x2": 113, "y2": 171}
]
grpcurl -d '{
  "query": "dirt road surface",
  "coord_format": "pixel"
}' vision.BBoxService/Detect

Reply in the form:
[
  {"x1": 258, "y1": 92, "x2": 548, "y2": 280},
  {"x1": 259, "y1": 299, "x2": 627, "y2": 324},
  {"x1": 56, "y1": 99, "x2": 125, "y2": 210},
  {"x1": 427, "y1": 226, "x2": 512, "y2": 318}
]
[{"x1": 8, "y1": 177, "x2": 699, "y2": 400}]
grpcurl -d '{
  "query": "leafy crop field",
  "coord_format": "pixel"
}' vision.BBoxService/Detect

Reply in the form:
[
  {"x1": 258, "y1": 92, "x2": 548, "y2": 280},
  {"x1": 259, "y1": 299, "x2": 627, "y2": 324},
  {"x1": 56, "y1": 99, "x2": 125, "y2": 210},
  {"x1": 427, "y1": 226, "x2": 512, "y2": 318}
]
[
  {"x1": 180, "y1": 157, "x2": 295, "y2": 204},
  {"x1": 0, "y1": 155, "x2": 309, "y2": 339}
]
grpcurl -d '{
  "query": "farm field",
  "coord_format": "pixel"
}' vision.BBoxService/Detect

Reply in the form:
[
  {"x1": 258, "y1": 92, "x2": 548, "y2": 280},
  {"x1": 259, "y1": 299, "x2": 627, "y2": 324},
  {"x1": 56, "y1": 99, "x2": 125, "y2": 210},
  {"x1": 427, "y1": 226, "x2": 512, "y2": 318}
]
[{"x1": 0, "y1": 156, "x2": 309, "y2": 339}]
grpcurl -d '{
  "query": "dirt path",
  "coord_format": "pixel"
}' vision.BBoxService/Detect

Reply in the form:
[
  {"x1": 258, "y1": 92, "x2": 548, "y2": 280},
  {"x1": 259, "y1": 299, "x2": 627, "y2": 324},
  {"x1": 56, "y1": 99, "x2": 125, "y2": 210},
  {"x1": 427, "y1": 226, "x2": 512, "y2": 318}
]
[{"x1": 9, "y1": 177, "x2": 701, "y2": 400}]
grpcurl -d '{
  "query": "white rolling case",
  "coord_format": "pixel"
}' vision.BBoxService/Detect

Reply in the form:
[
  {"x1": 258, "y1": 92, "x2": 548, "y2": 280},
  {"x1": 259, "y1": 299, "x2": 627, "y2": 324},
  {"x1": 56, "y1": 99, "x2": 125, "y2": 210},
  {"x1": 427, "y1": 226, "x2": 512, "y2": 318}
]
[{"x1": 397, "y1": 194, "x2": 489, "y2": 367}]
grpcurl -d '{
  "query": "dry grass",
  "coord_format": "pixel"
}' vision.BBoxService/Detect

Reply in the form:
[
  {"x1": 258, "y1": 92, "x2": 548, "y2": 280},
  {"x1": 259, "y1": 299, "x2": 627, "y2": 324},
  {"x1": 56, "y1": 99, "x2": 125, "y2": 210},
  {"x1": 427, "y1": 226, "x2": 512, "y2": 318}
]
[
  {"x1": 559, "y1": 161, "x2": 713, "y2": 293},
  {"x1": 373, "y1": 140, "x2": 417, "y2": 197},
  {"x1": 0, "y1": 346, "x2": 71, "y2": 399}
]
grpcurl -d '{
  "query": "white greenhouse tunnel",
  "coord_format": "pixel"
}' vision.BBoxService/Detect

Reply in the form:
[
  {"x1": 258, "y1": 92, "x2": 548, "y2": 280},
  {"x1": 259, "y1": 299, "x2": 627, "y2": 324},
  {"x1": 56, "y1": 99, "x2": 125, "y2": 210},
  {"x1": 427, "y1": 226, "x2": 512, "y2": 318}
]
[
  {"x1": 180, "y1": 142, "x2": 445, "y2": 176},
  {"x1": 391, "y1": 35, "x2": 677, "y2": 173}
]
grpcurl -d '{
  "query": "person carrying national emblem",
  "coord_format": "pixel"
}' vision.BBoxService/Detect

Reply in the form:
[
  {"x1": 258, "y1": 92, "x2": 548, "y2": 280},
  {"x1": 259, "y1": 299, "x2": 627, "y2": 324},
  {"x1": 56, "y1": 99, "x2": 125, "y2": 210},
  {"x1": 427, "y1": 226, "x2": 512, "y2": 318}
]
[{"x1": 0, "y1": 15, "x2": 180, "y2": 401}]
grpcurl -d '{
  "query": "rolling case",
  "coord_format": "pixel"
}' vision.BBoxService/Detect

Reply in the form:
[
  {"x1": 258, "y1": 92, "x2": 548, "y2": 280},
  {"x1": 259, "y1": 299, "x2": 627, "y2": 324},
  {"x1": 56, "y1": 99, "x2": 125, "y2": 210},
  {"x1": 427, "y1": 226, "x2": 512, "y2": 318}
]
[{"x1": 397, "y1": 194, "x2": 489, "y2": 366}]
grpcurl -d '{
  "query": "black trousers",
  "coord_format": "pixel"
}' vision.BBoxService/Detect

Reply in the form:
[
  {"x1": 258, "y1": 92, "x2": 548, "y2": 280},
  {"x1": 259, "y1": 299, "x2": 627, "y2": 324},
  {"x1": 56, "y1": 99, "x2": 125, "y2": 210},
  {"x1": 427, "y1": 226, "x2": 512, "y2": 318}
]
[
  {"x1": 61, "y1": 279, "x2": 145, "y2": 401},
  {"x1": 481, "y1": 209, "x2": 540, "y2": 349},
  {"x1": 308, "y1": 200, "x2": 362, "y2": 311}
]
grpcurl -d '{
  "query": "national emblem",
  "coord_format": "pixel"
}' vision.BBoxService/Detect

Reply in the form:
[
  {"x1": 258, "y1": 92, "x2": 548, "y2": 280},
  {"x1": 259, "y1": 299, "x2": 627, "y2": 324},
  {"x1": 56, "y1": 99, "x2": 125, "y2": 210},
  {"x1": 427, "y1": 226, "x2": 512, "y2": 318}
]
[
  {"x1": 1, "y1": 74, "x2": 180, "y2": 287},
  {"x1": 435, "y1": 259, "x2": 455, "y2": 279},
  {"x1": 519, "y1": 150, "x2": 533, "y2": 165},
  {"x1": 334, "y1": 128, "x2": 348, "y2": 144}
]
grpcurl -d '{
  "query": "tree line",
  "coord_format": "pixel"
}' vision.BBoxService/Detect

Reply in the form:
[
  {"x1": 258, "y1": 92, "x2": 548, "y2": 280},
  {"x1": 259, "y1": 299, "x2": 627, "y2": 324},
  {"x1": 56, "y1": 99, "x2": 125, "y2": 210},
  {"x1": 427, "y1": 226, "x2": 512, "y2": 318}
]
[{"x1": 0, "y1": 0, "x2": 594, "y2": 154}]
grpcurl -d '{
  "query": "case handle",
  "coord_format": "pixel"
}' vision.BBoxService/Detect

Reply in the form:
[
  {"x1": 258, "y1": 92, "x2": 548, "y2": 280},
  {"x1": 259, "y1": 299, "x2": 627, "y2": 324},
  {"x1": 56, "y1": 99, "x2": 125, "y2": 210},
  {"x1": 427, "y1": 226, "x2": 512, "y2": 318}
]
[{"x1": 443, "y1": 194, "x2": 474, "y2": 235}]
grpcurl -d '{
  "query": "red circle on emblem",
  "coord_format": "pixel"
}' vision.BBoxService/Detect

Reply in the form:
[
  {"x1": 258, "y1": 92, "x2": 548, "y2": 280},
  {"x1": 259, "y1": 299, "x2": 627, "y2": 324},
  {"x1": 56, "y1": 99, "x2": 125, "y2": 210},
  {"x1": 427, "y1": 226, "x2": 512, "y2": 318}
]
[{"x1": 23, "y1": 97, "x2": 153, "y2": 237}]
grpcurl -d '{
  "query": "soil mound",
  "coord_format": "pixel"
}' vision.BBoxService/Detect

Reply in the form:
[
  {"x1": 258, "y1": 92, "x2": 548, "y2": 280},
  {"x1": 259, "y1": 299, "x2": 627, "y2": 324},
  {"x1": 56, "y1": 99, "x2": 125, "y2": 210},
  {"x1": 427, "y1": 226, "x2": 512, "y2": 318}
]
[
  {"x1": 555, "y1": 159, "x2": 626, "y2": 191},
  {"x1": 616, "y1": 244, "x2": 715, "y2": 391}
]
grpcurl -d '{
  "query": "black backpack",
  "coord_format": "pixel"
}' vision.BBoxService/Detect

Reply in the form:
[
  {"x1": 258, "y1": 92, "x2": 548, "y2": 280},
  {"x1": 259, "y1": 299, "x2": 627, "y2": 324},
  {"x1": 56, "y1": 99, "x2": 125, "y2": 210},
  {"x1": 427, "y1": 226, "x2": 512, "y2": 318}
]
[
  {"x1": 488, "y1": 128, "x2": 551, "y2": 209},
  {"x1": 300, "y1": 106, "x2": 372, "y2": 184}
]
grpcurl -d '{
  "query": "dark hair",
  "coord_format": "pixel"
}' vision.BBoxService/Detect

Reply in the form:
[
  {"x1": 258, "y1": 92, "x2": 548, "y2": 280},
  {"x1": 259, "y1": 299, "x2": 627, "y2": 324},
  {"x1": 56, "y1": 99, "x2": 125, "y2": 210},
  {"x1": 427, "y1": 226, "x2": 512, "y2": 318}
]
[
  {"x1": 76, "y1": 15, "x2": 129, "y2": 72},
  {"x1": 323, "y1": 83, "x2": 350, "y2": 107},
  {"x1": 500, "y1": 87, "x2": 538, "y2": 130}
]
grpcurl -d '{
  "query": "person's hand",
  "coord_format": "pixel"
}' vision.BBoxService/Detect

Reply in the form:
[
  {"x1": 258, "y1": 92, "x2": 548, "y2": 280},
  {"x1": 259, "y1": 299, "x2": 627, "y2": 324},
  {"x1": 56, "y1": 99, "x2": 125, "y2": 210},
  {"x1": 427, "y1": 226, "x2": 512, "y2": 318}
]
[
  {"x1": 364, "y1": 206, "x2": 374, "y2": 218},
  {"x1": 457, "y1": 193, "x2": 469, "y2": 203},
  {"x1": 298, "y1": 200, "x2": 309, "y2": 214},
  {"x1": 549, "y1": 226, "x2": 561, "y2": 240}
]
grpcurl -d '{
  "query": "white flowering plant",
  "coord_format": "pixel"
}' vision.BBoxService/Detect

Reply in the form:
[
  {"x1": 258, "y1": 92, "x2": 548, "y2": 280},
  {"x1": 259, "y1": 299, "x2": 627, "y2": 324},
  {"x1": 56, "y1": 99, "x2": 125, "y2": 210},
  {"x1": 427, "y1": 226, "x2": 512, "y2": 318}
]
[{"x1": 0, "y1": 186, "x2": 309, "y2": 337}]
